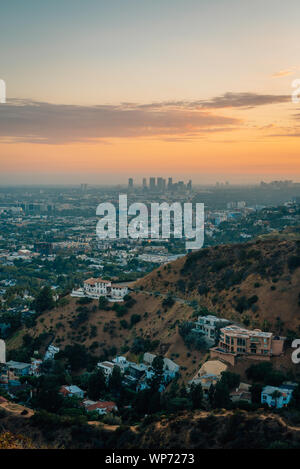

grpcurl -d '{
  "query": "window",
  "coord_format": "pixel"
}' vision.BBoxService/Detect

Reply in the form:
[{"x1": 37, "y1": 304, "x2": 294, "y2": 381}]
[{"x1": 237, "y1": 338, "x2": 245, "y2": 346}]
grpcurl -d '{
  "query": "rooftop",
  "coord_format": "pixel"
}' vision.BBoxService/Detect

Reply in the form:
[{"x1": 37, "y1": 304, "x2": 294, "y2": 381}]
[
  {"x1": 221, "y1": 325, "x2": 272, "y2": 338},
  {"x1": 84, "y1": 277, "x2": 111, "y2": 285}
]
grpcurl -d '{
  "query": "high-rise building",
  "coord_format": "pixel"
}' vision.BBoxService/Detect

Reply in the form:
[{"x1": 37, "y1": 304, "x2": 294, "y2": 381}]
[
  {"x1": 157, "y1": 177, "x2": 163, "y2": 192},
  {"x1": 80, "y1": 183, "x2": 88, "y2": 193},
  {"x1": 168, "y1": 177, "x2": 173, "y2": 190},
  {"x1": 187, "y1": 180, "x2": 192, "y2": 191},
  {"x1": 149, "y1": 177, "x2": 156, "y2": 191},
  {"x1": 142, "y1": 178, "x2": 147, "y2": 190},
  {"x1": 128, "y1": 178, "x2": 134, "y2": 190}
]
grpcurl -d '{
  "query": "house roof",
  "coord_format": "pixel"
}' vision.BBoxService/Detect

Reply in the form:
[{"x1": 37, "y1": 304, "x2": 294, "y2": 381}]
[
  {"x1": 221, "y1": 325, "x2": 272, "y2": 339},
  {"x1": 86, "y1": 401, "x2": 117, "y2": 412},
  {"x1": 98, "y1": 361, "x2": 114, "y2": 368},
  {"x1": 262, "y1": 385, "x2": 293, "y2": 396},
  {"x1": 6, "y1": 360, "x2": 31, "y2": 370},
  {"x1": 84, "y1": 277, "x2": 111, "y2": 285},
  {"x1": 60, "y1": 385, "x2": 84, "y2": 396}
]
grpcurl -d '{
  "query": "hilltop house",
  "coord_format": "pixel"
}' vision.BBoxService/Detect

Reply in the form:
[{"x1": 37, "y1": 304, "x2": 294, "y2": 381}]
[
  {"x1": 188, "y1": 359, "x2": 228, "y2": 396},
  {"x1": 210, "y1": 324, "x2": 285, "y2": 365},
  {"x1": 188, "y1": 373, "x2": 220, "y2": 397},
  {"x1": 192, "y1": 315, "x2": 231, "y2": 344},
  {"x1": 143, "y1": 353, "x2": 179, "y2": 379},
  {"x1": 6, "y1": 361, "x2": 31, "y2": 377},
  {"x1": 71, "y1": 277, "x2": 128, "y2": 302},
  {"x1": 261, "y1": 384, "x2": 296, "y2": 408},
  {"x1": 60, "y1": 385, "x2": 85, "y2": 399},
  {"x1": 83, "y1": 399, "x2": 118, "y2": 415},
  {"x1": 112, "y1": 356, "x2": 129, "y2": 374},
  {"x1": 30, "y1": 359, "x2": 43, "y2": 376},
  {"x1": 44, "y1": 344, "x2": 60, "y2": 361},
  {"x1": 97, "y1": 361, "x2": 115, "y2": 379}
]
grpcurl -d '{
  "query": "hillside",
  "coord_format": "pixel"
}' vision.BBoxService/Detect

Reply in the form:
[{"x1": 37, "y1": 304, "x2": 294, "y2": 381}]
[
  {"x1": 2, "y1": 407, "x2": 300, "y2": 449},
  {"x1": 6, "y1": 232, "x2": 300, "y2": 381},
  {"x1": 136, "y1": 236, "x2": 300, "y2": 335},
  {"x1": 7, "y1": 291, "x2": 207, "y2": 381}
]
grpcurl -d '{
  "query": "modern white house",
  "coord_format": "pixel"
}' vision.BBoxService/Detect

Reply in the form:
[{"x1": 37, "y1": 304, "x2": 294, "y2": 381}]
[
  {"x1": 112, "y1": 356, "x2": 129, "y2": 373},
  {"x1": 193, "y1": 315, "x2": 231, "y2": 343},
  {"x1": 97, "y1": 361, "x2": 115, "y2": 379},
  {"x1": 44, "y1": 344, "x2": 60, "y2": 361},
  {"x1": 6, "y1": 361, "x2": 31, "y2": 376}
]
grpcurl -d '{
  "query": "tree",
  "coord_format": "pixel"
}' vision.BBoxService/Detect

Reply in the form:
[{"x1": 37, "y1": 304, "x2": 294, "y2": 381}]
[
  {"x1": 246, "y1": 362, "x2": 273, "y2": 382},
  {"x1": 162, "y1": 295, "x2": 175, "y2": 309},
  {"x1": 130, "y1": 314, "x2": 141, "y2": 327},
  {"x1": 220, "y1": 371, "x2": 240, "y2": 391},
  {"x1": 189, "y1": 383, "x2": 203, "y2": 409},
  {"x1": 166, "y1": 397, "x2": 192, "y2": 412},
  {"x1": 99, "y1": 296, "x2": 109, "y2": 310},
  {"x1": 250, "y1": 383, "x2": 263, "y2": 404},
  {"x1": 271, "y1": 390, "x2": 282, "y2": 408},
  {"x1": 149, "y1": 356, "x2": 164, "y2": 392},
  {"x1": 212, "y1": 382, "x2": 231, "y2": 409},
  {"x1": 35, "y1": 286, "x2": 55, "y2": 313},
  {"x1": 88, "y1": 369, "x2": 106, "y2": 400},
  {"x1": 33, "y1": 377, "x2": 63, "y2": 413},
  {"x1": 134, "y1": 389, "x2": 152, "y2": 415},
  {"x1": 109, "y1": 366, "x2": 122, "y2": 394},
  {"x1": 208, "y1": 384, "x2": 215, "y2": 406},
  {"x1": 61, "y1": 344, "x2": 89, "y2": 372},
  {"x1": 290, "y1": 384, "x2": 300, "y2": 409}
]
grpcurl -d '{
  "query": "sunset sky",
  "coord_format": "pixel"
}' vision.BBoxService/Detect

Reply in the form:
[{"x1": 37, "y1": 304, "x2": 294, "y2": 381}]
[{"x1": 0, "y1": 0, "x2": 299, "y2": 184}]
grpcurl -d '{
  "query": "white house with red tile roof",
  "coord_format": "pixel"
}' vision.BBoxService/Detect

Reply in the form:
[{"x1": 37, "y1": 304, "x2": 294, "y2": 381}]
[
  {"x1": 83, "y1": 400, "x2": 118, "y2": 415},
  {"x1": 83, "y1": 278, "x2": 111, "y2": 297},
  {"x1": 71, "y1": 277, "x2": 128, "y2": 301}
]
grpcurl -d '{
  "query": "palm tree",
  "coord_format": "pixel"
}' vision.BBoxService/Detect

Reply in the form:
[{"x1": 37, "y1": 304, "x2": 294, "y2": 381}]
[{"x1": 271, "y1": 390, "x2": 282, "y2": 408}]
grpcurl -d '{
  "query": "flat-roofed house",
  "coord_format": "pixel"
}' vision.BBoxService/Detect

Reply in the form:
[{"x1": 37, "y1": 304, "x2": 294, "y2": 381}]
[
  {"x1": 112, "y1": 356, "x2": 129, "y2": 374},
  {"x1": 261, "y1": 385, "x2": 295, "y2": 408},
  {"x1": 210, "y1": 324, "x2": 285, "y2": 365},
  {"x1": 97, "y1": 361, "x2": 115, "y2": 379},
  {"x1": 193, "y1": 315, "x2": 231, "y2": 344},
  {"x1": 218, "y1": 325, "x2": 285, "y2": 356},
  {"x1": 6, "y1": 361, "x2": 31, "y2": 377}
]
